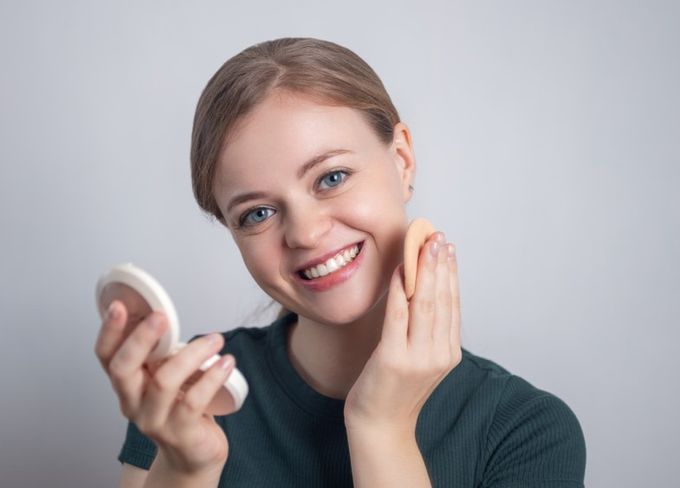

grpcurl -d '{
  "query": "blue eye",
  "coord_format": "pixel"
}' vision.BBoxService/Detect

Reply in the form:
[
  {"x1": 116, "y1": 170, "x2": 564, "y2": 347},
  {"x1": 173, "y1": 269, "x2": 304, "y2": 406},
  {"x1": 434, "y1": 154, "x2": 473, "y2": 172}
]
[
  {"x1": 318, "y1": 169, "x2": 349, "y2": 189},
  {"x1": 239, "y1": 207, "x2": 275, "y2": 227},
  {"x1": 237, "y1": 169, "x2": 352, "y2": 229}
]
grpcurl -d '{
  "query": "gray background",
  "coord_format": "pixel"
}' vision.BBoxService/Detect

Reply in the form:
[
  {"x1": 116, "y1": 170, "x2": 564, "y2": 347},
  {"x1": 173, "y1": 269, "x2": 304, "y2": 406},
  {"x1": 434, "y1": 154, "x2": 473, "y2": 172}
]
[{"x1": 1, "y1": 1, "x2": 678, "y2": 486}]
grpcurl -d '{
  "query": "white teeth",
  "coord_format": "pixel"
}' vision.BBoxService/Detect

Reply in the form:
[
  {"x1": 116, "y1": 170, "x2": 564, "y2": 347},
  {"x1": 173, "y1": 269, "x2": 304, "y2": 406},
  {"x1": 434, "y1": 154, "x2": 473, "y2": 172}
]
[
  {"x1": 326, "y1": 259, "x2": 339, "y2": 273},
  {"x1": 302, "y1": 244, "x2": 360, "y2": 279}
]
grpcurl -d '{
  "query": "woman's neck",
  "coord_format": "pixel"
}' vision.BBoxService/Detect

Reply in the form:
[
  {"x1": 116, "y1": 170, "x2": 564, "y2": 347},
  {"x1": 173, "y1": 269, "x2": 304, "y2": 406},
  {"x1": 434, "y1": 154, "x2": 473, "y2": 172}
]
[{"x1": 286, "y1": 294, "x2": 388, "y2": 400}]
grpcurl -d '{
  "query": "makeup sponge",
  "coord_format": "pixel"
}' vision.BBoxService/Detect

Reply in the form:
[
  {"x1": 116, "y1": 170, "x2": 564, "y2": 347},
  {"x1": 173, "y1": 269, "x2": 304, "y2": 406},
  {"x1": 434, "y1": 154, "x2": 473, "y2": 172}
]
[{"x1": 403, "y1": 218, "x2": 436, "y2": 300}]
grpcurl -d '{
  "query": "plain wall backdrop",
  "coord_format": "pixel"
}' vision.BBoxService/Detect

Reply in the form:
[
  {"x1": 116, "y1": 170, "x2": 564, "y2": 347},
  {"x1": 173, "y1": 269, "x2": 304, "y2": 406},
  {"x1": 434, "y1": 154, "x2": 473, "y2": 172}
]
[{"x1": 1, "y1": 1, "x2": 678, "y2": 486}]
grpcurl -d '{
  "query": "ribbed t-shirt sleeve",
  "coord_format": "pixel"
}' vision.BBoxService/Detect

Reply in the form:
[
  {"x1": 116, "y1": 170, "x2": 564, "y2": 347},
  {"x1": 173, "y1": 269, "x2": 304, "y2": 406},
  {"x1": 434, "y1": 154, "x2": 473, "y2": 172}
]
[
  {"x1": 481, "y1": 378, "x2": 587, "y2": 488},
  {"x1": 117, "y1": 420, "x2": 158, "y2": 470}
]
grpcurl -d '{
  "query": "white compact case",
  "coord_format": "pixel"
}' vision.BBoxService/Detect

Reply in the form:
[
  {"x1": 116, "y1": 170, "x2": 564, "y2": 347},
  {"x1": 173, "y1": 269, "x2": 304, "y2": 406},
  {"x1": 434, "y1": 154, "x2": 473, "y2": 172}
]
[{"x1": 95, "y1": 263, "x2": 248, "y2": 415}]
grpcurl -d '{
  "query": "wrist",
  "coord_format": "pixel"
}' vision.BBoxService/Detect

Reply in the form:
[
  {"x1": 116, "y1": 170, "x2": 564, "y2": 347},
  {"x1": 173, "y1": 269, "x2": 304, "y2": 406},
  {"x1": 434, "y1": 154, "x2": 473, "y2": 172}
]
[
  {"x1": 345, "y1": 417, "x2": 417, "y2": 445},
  {"x1": 146, "y1": 450, "x2": 225, "y2": 488},
  {"x1": 345, "y1": 411, "x2": 418, "y2": 437},
  {"x1": 344, "y1": 420, "x2": 430, "y2": 488}
]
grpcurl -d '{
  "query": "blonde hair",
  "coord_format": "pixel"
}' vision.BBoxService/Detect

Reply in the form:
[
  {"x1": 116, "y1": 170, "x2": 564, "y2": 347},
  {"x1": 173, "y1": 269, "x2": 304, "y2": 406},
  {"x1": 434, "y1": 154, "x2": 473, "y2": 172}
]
[{"x1": 190, "y1": 37, "x2": 401, "y2": 321}]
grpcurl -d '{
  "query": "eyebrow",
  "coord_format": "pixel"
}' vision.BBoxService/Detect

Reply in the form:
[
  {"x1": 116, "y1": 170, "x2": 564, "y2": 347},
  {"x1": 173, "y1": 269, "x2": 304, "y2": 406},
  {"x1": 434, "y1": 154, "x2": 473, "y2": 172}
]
[{"x1": 225, "y1": 148, "x2": 353, "y2": 214}]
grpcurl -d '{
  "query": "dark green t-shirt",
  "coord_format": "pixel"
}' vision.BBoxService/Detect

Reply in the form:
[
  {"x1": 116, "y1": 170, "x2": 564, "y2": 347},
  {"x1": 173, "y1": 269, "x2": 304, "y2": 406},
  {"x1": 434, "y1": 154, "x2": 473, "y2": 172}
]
[{"x1": 119, "y1": 312, "x2": 586, "y2": 487}]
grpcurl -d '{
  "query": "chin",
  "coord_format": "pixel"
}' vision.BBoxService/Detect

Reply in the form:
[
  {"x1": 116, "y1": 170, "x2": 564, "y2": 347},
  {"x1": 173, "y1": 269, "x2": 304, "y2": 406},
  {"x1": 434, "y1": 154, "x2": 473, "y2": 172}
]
[{"x1": 298, "y1": 287, "x2": 388, "y2": 327}]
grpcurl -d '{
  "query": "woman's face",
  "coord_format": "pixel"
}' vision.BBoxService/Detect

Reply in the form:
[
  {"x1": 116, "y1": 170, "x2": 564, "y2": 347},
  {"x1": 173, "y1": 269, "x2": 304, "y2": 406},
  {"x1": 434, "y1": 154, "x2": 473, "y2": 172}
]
[{"x1": 213, "y1": 90, "x2": 415, "y2": 325}]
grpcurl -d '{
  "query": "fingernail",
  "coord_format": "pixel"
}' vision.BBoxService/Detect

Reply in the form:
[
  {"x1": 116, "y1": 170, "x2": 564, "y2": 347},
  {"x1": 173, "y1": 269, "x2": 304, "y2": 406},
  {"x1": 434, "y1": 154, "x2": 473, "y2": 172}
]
[
  {"x1": 447, "y1": 243, "x2": 456, "y2": 258},
  {"x1": 207, "y1": 333, "x2": 222, "y2": 345},
  {"x1": 107, "y1": 302, "x2": 116, "y2": 321},
  {"x1": 429, "y1": 240, "x2": 440, "y2": 257},
  {"x1": 220, "y1": 355, "x2": 234, "y2": 370},
  {"x1": 435, "y1": 232, "x2": 446, "y2": 243}
]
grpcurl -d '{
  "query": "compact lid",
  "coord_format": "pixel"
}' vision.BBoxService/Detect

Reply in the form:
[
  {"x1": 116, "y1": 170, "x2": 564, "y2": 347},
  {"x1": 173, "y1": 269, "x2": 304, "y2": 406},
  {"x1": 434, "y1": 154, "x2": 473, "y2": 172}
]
[{"x1": 96, "y1": 263, "x2": 180, "y2": 362}]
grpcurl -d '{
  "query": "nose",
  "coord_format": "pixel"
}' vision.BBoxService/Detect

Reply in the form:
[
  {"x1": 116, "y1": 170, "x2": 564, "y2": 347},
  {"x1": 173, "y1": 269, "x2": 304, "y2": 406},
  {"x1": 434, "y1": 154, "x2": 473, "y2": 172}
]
[{"x1": 283, "y1": 204, "x2": 332, "y2": 249}]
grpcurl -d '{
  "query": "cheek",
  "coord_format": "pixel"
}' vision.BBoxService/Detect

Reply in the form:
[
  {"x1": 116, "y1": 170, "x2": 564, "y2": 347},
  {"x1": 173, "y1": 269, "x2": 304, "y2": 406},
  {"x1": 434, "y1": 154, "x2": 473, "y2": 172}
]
[
  {"x1": 238, "y1": 244, "x2": 276, "y2": 283},
  {"x1": 345, "y1": 181, "x2": 408, "y2": 260},
  {"x1": 344, "y1": 182, "x2": 405, "y2": 226}
]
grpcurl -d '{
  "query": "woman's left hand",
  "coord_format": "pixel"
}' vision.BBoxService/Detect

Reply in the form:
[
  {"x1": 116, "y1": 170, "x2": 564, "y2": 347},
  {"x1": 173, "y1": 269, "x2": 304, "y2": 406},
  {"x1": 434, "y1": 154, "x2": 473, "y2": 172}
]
[{"x1": 344, "y1": 231, "x2": 462, "y2": 435}]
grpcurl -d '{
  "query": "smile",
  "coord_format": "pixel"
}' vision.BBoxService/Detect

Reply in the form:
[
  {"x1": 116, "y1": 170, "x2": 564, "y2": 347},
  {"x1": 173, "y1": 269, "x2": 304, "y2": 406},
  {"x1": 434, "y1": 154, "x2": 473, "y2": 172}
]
[
  {"x1": 294, "y1": 241, "x2": 366, "y2": 292},
  {"x1": 298, "y1": 242, "x2": 363, "y2": 280}
]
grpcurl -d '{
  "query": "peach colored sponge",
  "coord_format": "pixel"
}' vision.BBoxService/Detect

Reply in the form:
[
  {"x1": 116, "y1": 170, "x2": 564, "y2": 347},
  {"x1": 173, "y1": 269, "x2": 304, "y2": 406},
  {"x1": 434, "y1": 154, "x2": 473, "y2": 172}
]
[{"x1": 403, "y1": 218, "x2": 436, "y2": 300}]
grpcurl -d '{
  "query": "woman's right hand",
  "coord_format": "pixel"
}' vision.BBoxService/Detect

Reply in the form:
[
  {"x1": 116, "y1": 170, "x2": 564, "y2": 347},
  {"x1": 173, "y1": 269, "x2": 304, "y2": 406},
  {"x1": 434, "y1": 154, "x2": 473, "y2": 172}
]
[{"x1": 94, "y1": 300, "x2": 236, "y2": 476}]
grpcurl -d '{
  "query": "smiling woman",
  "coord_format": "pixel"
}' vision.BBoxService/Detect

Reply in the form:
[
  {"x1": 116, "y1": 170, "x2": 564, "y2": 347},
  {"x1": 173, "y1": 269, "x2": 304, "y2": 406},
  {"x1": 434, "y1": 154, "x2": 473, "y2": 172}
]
[
  {"x1": 190, "y1": 38, "x2": 408, "y2": 327},
  {"x1": 206, "y1": 87, "x2": 415, "y2": 329},
  {"x1": 97, "y1": 37, "x2": 586, "y2": 488}
]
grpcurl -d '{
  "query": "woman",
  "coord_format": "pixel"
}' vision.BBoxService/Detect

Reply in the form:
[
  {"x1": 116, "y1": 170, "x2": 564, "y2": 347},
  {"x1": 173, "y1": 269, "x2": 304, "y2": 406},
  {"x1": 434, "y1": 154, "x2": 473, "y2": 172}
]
[{"x1": 95, "y1": 37, "x2": 586, "y2": 487}]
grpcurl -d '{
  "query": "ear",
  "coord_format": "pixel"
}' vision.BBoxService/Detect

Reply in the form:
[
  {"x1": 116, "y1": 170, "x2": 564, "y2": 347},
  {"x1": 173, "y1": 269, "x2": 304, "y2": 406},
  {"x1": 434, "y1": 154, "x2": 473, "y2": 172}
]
[{"x1": 390, "y1": 122, "x2": 416, "y2": 203}]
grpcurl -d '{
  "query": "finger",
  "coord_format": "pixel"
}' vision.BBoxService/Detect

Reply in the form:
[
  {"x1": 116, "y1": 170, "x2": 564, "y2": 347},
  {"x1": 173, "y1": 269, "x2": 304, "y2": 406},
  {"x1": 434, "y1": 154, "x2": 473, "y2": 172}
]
[
  {"x1": 432, "y1": 241, "x2": 452, "y2": 349},
  {"x1": 138, "y1": 333, "x2": 224, "y2": 429},
  {"x1": 447, "y1": 243, "x2": 462, "y2": 354},
  {"x1": 409, "y1": 232, "x2": 444, "y2": 348},
  {"x1": 380, "y1": 264, "x2": 409, "y2": 351},
  {"x1": 174, "y1": 354, "x2": 237, "y2": 422},
  {"x1": 108, "y1": 311, "x2": 168, "y2": 415},
  {"x1": 94, "y1": 300, "x2": 127, "y2": 371}
]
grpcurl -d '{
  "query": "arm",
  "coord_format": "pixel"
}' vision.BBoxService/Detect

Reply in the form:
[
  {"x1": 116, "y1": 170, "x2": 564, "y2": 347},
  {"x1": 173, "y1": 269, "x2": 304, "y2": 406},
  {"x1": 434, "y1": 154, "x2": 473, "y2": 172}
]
[
  {"x1": 142, "y1": 450, "x2": 223, "y2": 488},
  {"x1": 346, "y1": 424, "x2": 432, "y2": 488},
  {"x1": 118, "y1": 451, "x2": 224, "y2": 488},
  {"x1": 344, "y1": 234, "x2": 459, "y2": 487},
  {"x1": 482, "y1": 391, "x2": 586, "y2": 487},
  {"x1": 119, "y1": 463, "x2": 147, "y2": 488},
  {"x1": 119, "y1": 462, "x2": 220, "y2": 488}
]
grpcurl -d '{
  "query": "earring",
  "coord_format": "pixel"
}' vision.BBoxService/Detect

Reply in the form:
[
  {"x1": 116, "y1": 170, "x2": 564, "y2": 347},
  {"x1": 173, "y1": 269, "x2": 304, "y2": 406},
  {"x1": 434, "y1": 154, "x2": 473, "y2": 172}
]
[{"x1": 408, "y1": 185, "x2": 414, "y2": 192}]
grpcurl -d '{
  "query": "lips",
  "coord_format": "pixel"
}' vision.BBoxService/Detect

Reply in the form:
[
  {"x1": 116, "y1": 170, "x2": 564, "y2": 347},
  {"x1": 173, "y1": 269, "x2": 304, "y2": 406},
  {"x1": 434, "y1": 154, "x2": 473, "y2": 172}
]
[
  {"x1": 295, "y1": 241, "x2": 364, "y2": 277},
  {"x1": 293, "y1": 239, "x2": 367, "y2": 291}
]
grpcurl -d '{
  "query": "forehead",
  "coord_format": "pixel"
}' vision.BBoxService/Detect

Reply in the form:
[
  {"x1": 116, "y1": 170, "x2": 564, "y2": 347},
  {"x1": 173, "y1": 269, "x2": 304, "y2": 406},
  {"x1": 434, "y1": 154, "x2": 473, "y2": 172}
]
[{"x1": 215, "y1": 92, "x2": 373, "y2": 188}]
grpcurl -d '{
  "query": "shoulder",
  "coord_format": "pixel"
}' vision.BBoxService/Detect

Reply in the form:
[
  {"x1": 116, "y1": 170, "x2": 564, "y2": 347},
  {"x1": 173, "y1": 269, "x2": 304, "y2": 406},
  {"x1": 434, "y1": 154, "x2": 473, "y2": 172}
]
[
  {"x1": 459, "y1": 349, "x2": 586, "y2": 486},
  {"x1": 223, "y1": 323, "x2": 269, "y2": 344},
  {"x1": 457, "y1": 349, "x2": 576, "y2": 409},
  {"x1": 189, "y1": 322, "x2": 271, "y2": 352},
  {"x1": 460, "y1": 348, "x2": 584, "y2": 440}
]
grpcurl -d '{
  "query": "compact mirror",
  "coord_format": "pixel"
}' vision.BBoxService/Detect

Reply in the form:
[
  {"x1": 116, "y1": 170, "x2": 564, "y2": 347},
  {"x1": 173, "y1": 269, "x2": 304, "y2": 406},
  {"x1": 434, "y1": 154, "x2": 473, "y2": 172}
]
[{"x1": 95, "y1": 263, "x2": 248, "y2": 415}]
